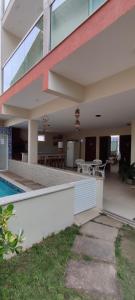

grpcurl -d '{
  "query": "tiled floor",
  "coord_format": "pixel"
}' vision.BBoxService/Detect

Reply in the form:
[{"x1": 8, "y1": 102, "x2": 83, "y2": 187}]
[
  {"x1": 104, "y1": 173, "x2": 135, "y2": 221},
  {"x1": 1, "y1": 171, "x2": 45, "y2": 190}
]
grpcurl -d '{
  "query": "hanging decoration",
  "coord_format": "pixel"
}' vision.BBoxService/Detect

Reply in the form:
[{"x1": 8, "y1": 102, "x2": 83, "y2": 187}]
[
  {"x1": 74, "y1": 108, "x2": 80, "y2": 130},
  {"x1": 43, "y1": 115, "x2": 49, "y2": 131},
  {"x1": 38, "y1": 115, "x2": 49, "y2": 142}
]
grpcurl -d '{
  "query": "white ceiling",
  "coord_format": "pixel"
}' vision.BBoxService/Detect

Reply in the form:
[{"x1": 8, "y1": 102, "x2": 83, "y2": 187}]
[
  {"x1": 7, "y1": 78, "x2": 58, "y2": 109},
  {"x1": 13, "y1": 89, "x2": 135, "y2": 132},
  {"x1": 52, "y1": 8, "x2": 135, "y2": 86},
  {"x1": 40, "y1": 89, "x2": 135, "y2": 132},
  {"x1": 3, "y1": 0, "x2": 43, "y2": 38}
]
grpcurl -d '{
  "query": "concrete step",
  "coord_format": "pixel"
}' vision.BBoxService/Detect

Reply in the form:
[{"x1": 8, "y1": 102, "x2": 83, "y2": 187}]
[{"x1": 74, "y1": 208, "x2": 100, "y2": 226}]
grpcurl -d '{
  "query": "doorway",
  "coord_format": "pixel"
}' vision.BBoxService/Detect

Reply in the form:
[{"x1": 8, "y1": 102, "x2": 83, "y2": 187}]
[
  {"x1": 110, "y1": 135, "x2": 120, "y2": 174},
  {"x1": 99, "y1": 136, "x2": 111, "y2": 171},
  {"x1": 103, "y1": 134, "x2": 133, "y2": 221},
  {"x1": 120, "y1": 135, "x2": 131, "y2": 165},
  {"x1": 85, "y1": 137, "x2": 96, "y2": 161}
]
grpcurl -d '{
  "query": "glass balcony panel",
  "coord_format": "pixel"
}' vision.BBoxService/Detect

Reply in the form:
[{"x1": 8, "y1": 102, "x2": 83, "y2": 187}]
[
  {"x1": 51, "y1": 0, "x2": 107, "y2": 49},
  {"x1": 90, "y1": 0, "x2": 106, "y2": 12},
  {"x1": 4, "y1": 0, "x2": 11, "y2": 12},
  {"x1": 3, "y1": 17, "x2": 43, "y2": 92},
  {"x1": 51, "y1": 0, "x2": 89, "y2": 49}
]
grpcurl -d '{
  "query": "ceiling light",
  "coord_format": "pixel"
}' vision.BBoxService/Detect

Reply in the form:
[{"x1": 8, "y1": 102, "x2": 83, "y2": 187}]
[{"x1": 96, "y1": 114, "x2": 101, "y2": 118}]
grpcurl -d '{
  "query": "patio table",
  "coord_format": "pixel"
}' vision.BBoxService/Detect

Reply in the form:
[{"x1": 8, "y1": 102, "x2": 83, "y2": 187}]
[
  {"x1": 80, "y1": 161, "x2": 102, "y2": 176},
  {"x1": 80, "y1": 161, "x2": 101, "y2": 176}
]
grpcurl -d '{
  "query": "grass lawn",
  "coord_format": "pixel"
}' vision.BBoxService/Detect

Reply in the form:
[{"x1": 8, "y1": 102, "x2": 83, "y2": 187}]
[
  {"x1": 115, "y1": 225, "x2": 135, "y2": 300},
  {"x1": 1, "y1": 222, "x2": 135, "y2": 300},
  {"x1": 0, "y1": 226, "x2": 90, "y2": 300}
]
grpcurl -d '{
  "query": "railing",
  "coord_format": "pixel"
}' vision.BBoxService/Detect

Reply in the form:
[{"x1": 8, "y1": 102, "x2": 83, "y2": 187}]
[
  {"x1": 50, "y1": 0, "x2": 107, "y2": 49},
  {"x1": 3, "y1": 0, "x2": 11, "y2": 12},
  {"x1": 3, "y1": 16, "x2": 43, "y2": 92}
]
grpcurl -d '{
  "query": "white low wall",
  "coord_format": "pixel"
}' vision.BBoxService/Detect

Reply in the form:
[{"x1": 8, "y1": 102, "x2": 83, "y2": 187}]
[
  {"x1": 1, "y1": 184, "x2": 74, "y2": 249},
  {"x1": 8, "y1": 159, "x2": 86, "y2": 187},
  {"x1": 1, "y1": 159, "x2": 104, "y2": 250}
]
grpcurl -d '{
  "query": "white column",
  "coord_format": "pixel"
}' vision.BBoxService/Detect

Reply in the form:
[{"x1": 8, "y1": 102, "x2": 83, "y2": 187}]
[
  {"x1": 96, "y1": 136, "x2": 100, "y2": 159},
  {"x1": 28, "y1": 120, "x2": 38, "y2": 164},
  {"x1": 131, "y1": 121, "x2": 135, "y2": 164}
]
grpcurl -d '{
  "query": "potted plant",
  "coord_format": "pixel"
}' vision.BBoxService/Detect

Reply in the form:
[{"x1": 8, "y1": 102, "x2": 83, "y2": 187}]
[{"x1": 119, "y1": 161, "x2": 135, "y2": 184}]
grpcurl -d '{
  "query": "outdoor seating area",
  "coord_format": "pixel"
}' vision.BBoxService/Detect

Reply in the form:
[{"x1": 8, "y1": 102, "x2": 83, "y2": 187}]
[{"x1": 75, "y1": 159, "x2": 107, "y2": 178}]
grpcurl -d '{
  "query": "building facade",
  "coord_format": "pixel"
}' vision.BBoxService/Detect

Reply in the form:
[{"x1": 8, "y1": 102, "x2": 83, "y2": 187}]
[{"x1": 0, "y1": 0, "x2": 135, "y2": 169}]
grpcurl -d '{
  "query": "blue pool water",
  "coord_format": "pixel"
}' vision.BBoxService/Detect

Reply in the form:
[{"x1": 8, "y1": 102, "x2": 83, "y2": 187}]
[{"x1": 0, "y1": 177, "x2": 24, "y2": 197}]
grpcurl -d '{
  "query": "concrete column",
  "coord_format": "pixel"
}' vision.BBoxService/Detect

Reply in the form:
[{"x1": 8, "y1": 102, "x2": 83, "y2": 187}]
[
  {"x1": 28, "y1": 120, "x2": 38, "y2": 164},
  {"x1": 131, "y1": 121, "x2": 135, "y2": 163},
  {"x1": 96, "y1": 136, "x2": 100, "y2": 159}
]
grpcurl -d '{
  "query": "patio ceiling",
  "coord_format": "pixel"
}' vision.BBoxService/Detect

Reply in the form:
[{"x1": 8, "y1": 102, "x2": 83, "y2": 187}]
[
  {"x1": 13, "y1": 88, "x2": 135, "y2": 133},
  {"x1": 35, "y1": 89, "x2": 135, "y2": 132},
  {"x1": 52, "y1": 7, "x2": 135, "y2": 86},
  {"x1": 4, "y1": 78, "x2": 59, "y2": 110}
]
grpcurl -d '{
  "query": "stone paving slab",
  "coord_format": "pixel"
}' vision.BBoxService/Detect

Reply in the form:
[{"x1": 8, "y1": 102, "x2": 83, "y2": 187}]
[
  {"x1": 80, "y1": 221, "x2": 118, "y2": 242},
  {"x1": 73, "y1": 235, "x2": 115, "y2": 263},
  {"x1": 66, "y1": 260, "x2": 121, "y2": 300},
  {"x1": 94, "y1": 215, "x2": 123, "y2": 229}
]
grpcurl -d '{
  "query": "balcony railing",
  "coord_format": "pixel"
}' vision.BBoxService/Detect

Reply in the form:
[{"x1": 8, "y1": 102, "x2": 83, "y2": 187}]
[
  {"x1": 3, "y1": 0, "x2": 11, "y2": 12},
  {"x1": 3, "y1": 16, "x2": 43, "y2": 92},
  {"x1": 50, "y1": 0, "x2": 107, "y2": 49}
]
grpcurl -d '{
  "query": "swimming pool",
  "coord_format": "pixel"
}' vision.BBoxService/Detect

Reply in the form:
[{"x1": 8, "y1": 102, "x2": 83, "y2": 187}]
[{"x1": 0, "y1": 177, "x2": 24, "y2": 197}]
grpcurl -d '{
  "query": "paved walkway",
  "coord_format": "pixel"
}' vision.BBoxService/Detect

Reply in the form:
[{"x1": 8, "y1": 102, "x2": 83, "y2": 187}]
[{"x1": 66, "y1": 215, "x2": 123, "y2": 300}]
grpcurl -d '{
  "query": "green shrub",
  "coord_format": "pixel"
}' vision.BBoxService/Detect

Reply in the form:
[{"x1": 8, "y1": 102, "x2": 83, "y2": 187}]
[
  {"x1": 119, "y1": 161, "x2": 135, "y2": 182},
  {"x1": 0, "y1": 204, "x2": 23, "y2": 260}
]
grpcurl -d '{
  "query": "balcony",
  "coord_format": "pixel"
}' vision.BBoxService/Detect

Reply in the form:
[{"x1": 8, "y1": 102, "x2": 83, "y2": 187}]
[
  {"x1": 3, "y1": 0, "x2": 11, "y2": 12},
  {"x1": 50, "y1": 0, "x2": 107, "y2": 49},
  {"x1": 3, "y1": 16, "x2": 43, "y2": 92}
]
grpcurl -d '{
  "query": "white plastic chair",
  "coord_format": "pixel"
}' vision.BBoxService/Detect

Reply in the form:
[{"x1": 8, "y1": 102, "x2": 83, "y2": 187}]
[
  {"x1": 81, "y1": 163, "x2": 94, "y2": 176},
  {"x1": 95, "y1": 163, "x2": 106, "y2": 178},
  {"x1": 75, "y1": 159, "x2": 84, "y2": 173},
  {"x1": 81, "y1": 164, "x2": 90, "y2": 175},
  {"x1": 93, "y1": 159, "x2": 102, "y2": 165}
]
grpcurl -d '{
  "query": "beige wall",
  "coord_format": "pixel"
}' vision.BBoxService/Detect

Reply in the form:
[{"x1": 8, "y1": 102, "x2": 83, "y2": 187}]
[
  {"x1": 38, "y1": 132, "x2": 59, "y2": 154},
  {"x1": 65, "y1": 126, "x2": 131, "y2": 160},
  {"x1": 2, "y1": 28, "x2": 20, "y2": 65}
]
